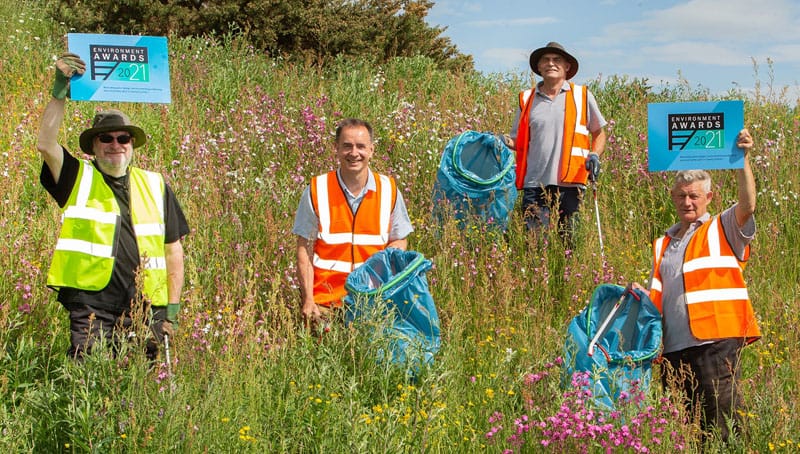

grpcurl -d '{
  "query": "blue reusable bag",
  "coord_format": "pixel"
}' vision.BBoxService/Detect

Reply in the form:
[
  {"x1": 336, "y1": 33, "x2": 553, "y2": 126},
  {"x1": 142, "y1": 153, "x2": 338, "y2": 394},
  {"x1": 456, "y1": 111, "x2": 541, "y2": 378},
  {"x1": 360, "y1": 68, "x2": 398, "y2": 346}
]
[
  {"x1": 432, "y1": 130, "x2": 517, "y2": 231},
  {"x1": 563, "y1": 284, "x2": 662, "y2": 410},
  {"x1": 344, "y1": 248, "x2": 441, "y2": 370}
]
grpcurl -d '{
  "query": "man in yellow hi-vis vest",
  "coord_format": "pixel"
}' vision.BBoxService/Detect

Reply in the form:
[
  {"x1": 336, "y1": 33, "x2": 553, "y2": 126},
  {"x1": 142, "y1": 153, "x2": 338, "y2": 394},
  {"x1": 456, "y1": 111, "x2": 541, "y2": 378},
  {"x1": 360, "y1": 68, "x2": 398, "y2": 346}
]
[
  {"x1": 505, "y1": 42, "x2": 607, "y2": 245},
  {"x1": 36, "y1": 52, "x2": 189, "y2": 360}
]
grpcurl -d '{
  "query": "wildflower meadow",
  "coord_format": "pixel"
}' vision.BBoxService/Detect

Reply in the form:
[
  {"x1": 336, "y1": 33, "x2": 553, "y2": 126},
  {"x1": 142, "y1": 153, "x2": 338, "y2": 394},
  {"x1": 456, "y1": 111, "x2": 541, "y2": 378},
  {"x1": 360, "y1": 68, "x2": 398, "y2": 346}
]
[{"x1": 2, "y1": 2, "x2": 799, "y2": 453}]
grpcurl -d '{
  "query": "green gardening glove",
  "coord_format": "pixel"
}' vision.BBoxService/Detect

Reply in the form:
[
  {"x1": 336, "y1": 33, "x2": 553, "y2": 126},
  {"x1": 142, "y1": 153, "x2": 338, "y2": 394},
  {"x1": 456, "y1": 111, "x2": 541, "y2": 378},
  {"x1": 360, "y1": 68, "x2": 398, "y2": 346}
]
[
  {"x1": 166, "y1": 303, "x2": 181, "y2": 330},
  {"x1": 52, "y1": 52, "x2": 86, "y2": 100}
]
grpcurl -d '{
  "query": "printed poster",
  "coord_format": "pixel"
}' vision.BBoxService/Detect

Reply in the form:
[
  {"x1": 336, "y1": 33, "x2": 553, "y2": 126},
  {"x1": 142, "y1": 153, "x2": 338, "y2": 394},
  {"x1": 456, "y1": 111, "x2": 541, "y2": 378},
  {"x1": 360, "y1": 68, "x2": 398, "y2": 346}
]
[
  {"x1": 647, "y1": 100, "x2": 744, "y2": 171},
  {"x1": 67, "y1": 33, "x2": 171, "y2": 104}
]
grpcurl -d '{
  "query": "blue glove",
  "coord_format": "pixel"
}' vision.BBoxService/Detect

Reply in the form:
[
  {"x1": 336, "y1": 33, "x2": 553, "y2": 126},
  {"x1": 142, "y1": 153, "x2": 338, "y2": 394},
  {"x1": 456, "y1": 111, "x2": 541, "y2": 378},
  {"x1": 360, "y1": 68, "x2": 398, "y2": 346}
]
[{"x1": 585, "y1": 153, "x2": 600, "y2": 182}]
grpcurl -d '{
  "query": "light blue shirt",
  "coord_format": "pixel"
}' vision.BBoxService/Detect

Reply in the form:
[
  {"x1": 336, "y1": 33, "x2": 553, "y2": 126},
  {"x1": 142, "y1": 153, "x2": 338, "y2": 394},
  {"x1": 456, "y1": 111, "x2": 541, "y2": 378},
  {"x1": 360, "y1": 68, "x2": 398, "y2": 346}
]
[{"x1": 292, "y1": 169, "x2": 414, "y2": 242}]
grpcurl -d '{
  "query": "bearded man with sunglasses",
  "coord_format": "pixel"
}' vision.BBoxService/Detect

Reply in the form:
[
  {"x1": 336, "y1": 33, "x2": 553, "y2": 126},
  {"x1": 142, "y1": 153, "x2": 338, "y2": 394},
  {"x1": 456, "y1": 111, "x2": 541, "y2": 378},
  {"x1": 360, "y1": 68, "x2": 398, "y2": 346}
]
[{"x1": 36, "y1": 53, "x2": 189, "y2": 361}]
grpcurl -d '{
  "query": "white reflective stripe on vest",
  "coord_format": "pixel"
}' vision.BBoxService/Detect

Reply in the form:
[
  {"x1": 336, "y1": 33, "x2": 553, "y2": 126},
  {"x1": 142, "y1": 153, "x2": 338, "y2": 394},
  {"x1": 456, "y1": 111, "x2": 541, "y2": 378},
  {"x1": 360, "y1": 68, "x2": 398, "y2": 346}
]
[
  {"x1": 572, "y1": 85, "x2": 589, "y2": 136},
  {"x1": 316, "y1": 173, "x2": 332, "y2": 233},
  {"x1": 318, "y1": 232, "x2": 389, "y2": 246},
  {"x1": 685, "y1": 287, "x2": 750, "y2": 305},
  {"x1": 141, "y1": 256, "x2": 167, "y2": 270},
  {"x1": 313, "y1": 256, "x2": 359, "y2": 273},
  {"x1": 75, "y1": 161, "x2": 94, "y2": 207},
  {"x1": 63, "y1": 205, "x2": 119, "y2": 225},
  {"x1": 377, "y1": 174, "x2": 392, "y2": 233},
  {"x1": 54, "y1": 238, "x2": 114, "y2": 257},
  {"x1": 654, "y1": 238, "x2": 667, "y2": 260},
  {"x1": 145, "y1": 171, "x2": 165, "y2": 219},
  {"x1": 134, "y1": 223, "x2": 166, "y2": 237},
  {"x1": 650, "y1": 277, "x2": 662, "y2": 292},
  {"x1": 570, "y1": 146, "x2": 588, "y2": 157},
  {"x1": 707, "y1": 217, "x2": 721, "y2": 256},
  {"x1": 684, "y1": 255, "x2": 741, "y2": 273},
  {"x1": 682, "y1": 217, "x2": 735, "y2": 272}
]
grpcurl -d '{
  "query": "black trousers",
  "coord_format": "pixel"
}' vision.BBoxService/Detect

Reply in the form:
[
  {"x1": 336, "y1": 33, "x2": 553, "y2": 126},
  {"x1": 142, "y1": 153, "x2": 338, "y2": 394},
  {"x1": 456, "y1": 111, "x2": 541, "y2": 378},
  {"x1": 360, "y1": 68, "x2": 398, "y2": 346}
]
[
  {"x1": 661, "y1": 338, "x2": 745, "y2": 442},
  {"x1": 66, "y1": 303, "x2": 168, "y2": 361},
  {"x1": 521, "y1": 185, "x2": 583, "y2": 245}
]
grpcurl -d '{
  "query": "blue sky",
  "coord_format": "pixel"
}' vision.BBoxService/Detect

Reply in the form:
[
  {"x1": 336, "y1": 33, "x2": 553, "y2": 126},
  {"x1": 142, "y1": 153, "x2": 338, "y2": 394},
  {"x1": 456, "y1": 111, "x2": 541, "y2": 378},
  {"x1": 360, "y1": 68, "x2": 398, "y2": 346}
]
[{"x1": 426, "y1": 0, "x2": 800, "y2": 102}]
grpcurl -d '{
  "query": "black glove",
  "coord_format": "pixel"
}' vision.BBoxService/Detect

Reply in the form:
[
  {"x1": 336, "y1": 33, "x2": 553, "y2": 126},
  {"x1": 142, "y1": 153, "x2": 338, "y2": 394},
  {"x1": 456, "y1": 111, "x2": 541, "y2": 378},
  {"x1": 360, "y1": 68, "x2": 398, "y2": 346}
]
[
  {"x1": 151, "y1": 304, "x2": 179, "y2": 340},
  {"x1": 585, "y1": 153, "x2": 601, "y2": 182},
  {"x1": 497, "y1": 133, "x2": 515, "y2": 150}
]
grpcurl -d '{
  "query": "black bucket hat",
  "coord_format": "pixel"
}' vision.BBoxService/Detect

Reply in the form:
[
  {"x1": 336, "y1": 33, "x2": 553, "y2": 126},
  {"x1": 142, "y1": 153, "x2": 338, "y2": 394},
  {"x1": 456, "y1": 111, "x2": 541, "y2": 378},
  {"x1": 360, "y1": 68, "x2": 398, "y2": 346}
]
[
  {"x1": 79, "y1": 110, "x2": 146, "y2": 155},
  {"x1": 529, "y1": 41, "x2": 579, "y2": 80}
]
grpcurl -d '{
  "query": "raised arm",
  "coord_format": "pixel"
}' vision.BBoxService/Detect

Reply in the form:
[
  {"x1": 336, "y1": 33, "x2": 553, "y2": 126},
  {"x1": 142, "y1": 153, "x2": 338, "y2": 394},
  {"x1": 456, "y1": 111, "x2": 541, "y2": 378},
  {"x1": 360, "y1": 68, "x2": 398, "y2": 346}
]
[
  {"x1": 37, "y1": 97, "x2": 67, "y2": 182},
  {"x1": 37, "y1": 53, "x2": 86, "y2": 183},
  {"x1": 734, "y1": 128, "x2": 756, "y2": 227}
]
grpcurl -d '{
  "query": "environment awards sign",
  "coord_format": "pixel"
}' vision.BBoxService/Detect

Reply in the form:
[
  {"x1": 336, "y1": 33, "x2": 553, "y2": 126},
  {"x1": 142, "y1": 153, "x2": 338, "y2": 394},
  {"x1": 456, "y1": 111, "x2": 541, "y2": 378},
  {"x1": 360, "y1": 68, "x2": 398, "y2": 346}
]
[
  {"x1": 647, "y1": 100, "x2": 744, "y2": 171},
  {"x1": 67, "y1": 33, "x2": 171, "y2": 103}
]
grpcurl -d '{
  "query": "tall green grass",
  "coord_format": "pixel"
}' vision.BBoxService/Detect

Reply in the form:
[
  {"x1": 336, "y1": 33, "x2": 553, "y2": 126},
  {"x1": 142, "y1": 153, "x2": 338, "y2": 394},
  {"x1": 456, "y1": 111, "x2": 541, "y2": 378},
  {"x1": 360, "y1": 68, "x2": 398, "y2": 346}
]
[{"x1": 2, "y1": 1, "x2": 800, "y2": 452}]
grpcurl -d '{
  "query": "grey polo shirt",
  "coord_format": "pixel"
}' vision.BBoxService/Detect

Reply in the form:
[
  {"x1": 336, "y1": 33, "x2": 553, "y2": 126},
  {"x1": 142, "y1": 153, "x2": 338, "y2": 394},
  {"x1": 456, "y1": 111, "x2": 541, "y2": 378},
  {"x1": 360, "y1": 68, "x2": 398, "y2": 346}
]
[
  {"x1": 656, "y1": 206, "x2": 755, "y2": 353},
  {"x1": 509, "y1": 81, "x2": 606, "y2": 188},
  {"x1": 292, "y1": 169, "x2": 414, "y2": 242}
]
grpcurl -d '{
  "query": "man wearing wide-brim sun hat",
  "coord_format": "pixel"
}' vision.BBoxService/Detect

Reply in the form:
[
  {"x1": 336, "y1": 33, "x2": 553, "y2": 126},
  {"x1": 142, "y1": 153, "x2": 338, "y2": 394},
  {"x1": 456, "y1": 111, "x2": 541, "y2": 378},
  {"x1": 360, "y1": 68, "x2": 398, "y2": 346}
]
[
  {"x1": 36, "y1": 51, "x2": 190, "y2": 361},
  {"x1": 78, "y1": 109, "x2": 147, "y2": 155},
  {"x1": 504, "y1": 41, "x2": 607, "y2": 247}
]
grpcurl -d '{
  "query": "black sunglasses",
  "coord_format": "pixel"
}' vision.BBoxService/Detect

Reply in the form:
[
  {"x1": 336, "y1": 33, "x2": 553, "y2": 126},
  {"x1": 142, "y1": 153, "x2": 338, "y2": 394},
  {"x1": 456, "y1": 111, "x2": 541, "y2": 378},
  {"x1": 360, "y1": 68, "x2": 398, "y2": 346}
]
[{"x1": 97, "y1": 134, "x2": 133, "y2": 145}]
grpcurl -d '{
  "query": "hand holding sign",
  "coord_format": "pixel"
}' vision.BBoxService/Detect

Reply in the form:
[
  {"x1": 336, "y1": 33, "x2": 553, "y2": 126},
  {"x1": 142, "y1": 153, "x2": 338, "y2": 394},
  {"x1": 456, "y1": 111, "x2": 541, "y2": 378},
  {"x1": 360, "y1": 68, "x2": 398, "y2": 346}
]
[
  {"x1": 52, "y1": 53, "x2": 86, "y2": 100},
  {"x1": 67, "y1": 33, "x2": 171, "y2": 104},
  {"x1": 736, "y1": 128, "x2": 754, "y2": 154},
  {"x1": 647, "y1": 101, "x2": 744, "y2": 172}
]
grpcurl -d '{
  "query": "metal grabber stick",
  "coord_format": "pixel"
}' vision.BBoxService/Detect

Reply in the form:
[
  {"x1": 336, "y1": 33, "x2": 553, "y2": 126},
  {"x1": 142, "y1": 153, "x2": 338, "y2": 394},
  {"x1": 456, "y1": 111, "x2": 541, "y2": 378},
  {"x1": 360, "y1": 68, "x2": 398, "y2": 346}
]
[
  {"x1": 592, "y1": 180, "x2": 605, "y2": 260},
  {"x1": 164, "y1": 333, "x2": 174, "y2": 393},
  {"x1": 587, "y1": 284, "x2": 637, "y2": 357}
]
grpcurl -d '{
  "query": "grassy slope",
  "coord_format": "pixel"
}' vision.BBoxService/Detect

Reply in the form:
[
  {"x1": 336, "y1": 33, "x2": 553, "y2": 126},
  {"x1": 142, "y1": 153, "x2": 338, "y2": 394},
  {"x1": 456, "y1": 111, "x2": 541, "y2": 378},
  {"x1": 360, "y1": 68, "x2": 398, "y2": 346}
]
[{"x1": 2, "y1": 1, "x2": 799, "y2": 452}]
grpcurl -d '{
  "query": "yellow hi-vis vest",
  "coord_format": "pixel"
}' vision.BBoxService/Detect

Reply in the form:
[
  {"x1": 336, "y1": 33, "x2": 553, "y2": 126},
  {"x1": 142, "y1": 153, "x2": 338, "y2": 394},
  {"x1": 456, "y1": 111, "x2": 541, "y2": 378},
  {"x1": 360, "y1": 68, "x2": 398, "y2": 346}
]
[{"x1": 47, "y1": 160, "x2": 169, "y2": 306}]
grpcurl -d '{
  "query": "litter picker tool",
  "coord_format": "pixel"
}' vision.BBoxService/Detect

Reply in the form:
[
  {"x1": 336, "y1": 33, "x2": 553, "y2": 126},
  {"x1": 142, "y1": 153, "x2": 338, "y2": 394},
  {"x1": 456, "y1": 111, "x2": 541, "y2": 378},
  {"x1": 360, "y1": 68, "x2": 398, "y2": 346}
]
[
  {"x1": 591, "y1": 180, "x2": 605, "y2": 260},
  {"x1": 587, "y1": 284, "x2": 638, "y2": 358},
  {"x1": 164, "y1": 333, "x2": 175, "y2": 393},
  {"x1": 563, "y1": 284, "x2": 662, "y2": 409}
]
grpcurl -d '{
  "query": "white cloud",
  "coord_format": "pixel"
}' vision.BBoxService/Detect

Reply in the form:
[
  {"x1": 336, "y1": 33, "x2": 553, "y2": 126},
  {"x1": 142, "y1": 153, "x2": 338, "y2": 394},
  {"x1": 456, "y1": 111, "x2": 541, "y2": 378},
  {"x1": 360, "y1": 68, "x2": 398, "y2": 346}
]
[
  {"x1": 765, "y1": 44, "x2": 800, "y2": 63},
  {"x1": 641, "y1": 42, "x2": 749, "y2": 66},
  {"x1": 597, "y1": 0, "x2": 800, "y2": 46},
  {"x1": 642, "y1": 0, "x2": 799, "y2": 43},
  {"x1": 463, "y1": 17, "x2": 558, "y2": 28}
]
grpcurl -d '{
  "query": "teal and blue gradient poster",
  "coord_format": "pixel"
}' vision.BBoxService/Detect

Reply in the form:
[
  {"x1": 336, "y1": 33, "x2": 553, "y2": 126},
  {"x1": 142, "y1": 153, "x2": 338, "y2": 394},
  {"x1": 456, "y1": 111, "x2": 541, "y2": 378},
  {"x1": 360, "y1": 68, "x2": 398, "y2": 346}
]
[
  {"x1": 647, "y1": 100, "x2": 744, "y2": 171},
  {"x1": 67, "y1": 33, "x2": 171, "y2": 104}
]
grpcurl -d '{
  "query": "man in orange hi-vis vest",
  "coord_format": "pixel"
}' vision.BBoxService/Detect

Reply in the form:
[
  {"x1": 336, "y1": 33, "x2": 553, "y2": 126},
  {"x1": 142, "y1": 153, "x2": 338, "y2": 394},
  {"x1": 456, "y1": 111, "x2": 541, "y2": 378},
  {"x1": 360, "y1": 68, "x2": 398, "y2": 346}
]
[
  {"x1": 504, "y1": 42, "x2": 607, "y2": 246},
  {"x1": 637, "y1": 129, "x2": 759, "y2": 443},
  {"x1": 293, "y1": 118, "x2": 413, "y2": 331}
]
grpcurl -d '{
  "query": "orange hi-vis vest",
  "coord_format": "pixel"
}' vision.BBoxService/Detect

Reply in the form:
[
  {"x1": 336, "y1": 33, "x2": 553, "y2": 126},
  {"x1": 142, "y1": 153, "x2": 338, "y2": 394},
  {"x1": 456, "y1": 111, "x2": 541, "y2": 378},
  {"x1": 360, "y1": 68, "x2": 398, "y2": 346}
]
[
  {"x1": 514, "y1": 83, "x2": 592, "y2": 189},
  {"x1": 310, "y1": 171, "x2": 397, "y2": 306},
  {"x1": 650, "y1": 215, "x2": 760, "y2": 342}
]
